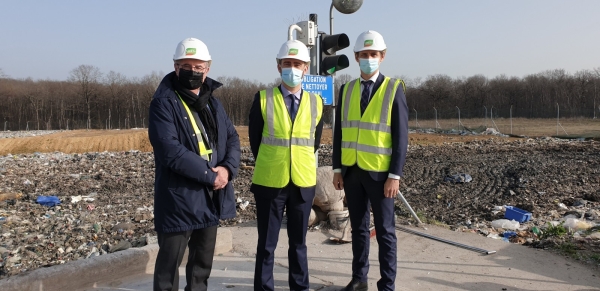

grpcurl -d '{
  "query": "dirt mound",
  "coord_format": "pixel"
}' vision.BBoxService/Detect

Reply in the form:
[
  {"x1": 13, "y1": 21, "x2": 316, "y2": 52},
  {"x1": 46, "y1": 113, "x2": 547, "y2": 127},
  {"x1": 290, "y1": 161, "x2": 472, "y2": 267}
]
[
  {"x1": 0, "y1": 130, "x2": 153, "y2": 155},
  {"x1": 0, "y1": 127, "x2": 514, "y2": 156}
]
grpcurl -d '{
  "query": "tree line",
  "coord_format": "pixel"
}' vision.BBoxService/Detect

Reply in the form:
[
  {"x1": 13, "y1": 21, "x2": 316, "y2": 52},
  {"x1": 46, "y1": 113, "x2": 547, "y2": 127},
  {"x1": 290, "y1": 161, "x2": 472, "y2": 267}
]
[{"x1": 0, "y1": 66, "x2": 599, "y2": 131}]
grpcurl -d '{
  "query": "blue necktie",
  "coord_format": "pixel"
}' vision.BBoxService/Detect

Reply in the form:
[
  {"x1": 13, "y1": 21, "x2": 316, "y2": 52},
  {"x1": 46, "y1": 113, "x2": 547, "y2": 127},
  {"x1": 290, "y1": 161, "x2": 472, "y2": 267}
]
[
  {"x1": 288, "y1": 94, "x2": 297, "y2": 121},
  {"x1": 361, "y1": 80, "x2": 373, "y2": 115}
]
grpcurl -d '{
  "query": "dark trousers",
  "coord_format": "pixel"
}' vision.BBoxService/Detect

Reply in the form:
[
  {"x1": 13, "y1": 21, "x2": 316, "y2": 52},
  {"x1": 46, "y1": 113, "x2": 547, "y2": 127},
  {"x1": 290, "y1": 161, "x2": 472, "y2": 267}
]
[
  {"x1": 344, "y1": 166, "x2": 397, "y2": 291},
  {"x1": 153, "y1": 226, "x2": 218, "y2": 291},
  {"x1": 253, "y1": 184, "x2": 314, "y2": 291}
]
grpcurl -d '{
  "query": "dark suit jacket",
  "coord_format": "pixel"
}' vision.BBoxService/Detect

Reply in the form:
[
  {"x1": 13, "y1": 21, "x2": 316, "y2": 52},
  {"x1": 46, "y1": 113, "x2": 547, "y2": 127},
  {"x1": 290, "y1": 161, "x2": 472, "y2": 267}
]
[
  {"x1": 332, "y1": 73, "x2": 409, "y2": 182},
  {"x1": 248, "y1": 85, "x2": 324, "y2": 200}
]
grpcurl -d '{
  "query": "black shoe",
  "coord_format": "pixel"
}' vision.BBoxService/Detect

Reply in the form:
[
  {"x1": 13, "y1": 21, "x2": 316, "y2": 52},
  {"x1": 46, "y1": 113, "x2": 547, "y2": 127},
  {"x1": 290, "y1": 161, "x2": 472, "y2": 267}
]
[{"x1": 340, "y1": 279, "x2": 368, "y2": 291}]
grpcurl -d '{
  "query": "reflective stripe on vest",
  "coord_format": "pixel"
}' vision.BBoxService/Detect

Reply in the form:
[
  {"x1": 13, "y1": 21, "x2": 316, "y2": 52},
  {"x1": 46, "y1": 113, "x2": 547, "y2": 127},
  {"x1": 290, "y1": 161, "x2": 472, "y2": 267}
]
[
  {"x1": 340, "y1": 77, "x2": 403, "y2": 172},
  {"x1": 176, "y1": 92, "x2": 212, "y2": 161},
  {"x1": 252, "y1": 87, "x2": 322, "y2": 188}
]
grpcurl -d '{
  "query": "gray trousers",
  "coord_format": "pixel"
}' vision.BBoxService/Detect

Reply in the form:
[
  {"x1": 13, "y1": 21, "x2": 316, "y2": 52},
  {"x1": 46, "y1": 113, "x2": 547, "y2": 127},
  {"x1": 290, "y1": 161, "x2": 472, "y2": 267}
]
[{"x1": 153, "y1": 225, "x2": 218, "y2": 291}]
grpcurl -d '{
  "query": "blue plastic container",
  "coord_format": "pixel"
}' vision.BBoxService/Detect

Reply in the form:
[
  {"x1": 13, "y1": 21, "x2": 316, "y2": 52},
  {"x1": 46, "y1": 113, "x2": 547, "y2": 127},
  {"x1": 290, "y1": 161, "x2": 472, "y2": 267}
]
[{"x1": 504, "y1": 206, "x2": 531, "y2": 223}]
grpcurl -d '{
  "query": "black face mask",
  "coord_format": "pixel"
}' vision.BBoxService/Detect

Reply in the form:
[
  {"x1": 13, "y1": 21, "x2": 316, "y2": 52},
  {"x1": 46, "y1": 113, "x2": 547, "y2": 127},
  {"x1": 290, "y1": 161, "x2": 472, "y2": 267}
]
[{"x1": 177, "y1": 68, "x2": 204, "y2": 90}]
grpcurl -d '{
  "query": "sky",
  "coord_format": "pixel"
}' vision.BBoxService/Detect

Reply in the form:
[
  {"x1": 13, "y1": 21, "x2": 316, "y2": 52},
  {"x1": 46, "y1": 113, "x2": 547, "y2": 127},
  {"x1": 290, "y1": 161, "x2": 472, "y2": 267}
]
[{"x1": 1, "y1": 0, "x2": 599, "y2": 85}]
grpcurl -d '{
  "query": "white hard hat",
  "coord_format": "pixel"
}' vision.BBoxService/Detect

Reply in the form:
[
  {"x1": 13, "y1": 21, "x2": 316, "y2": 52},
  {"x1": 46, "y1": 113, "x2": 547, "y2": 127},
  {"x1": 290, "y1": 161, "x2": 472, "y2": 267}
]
[
  {"x1": 353, "y1": 30, "x2": 387, "y2": 52},
  {"x1": 276, "y1": 40, "x2": 310, "y2": 62},
  {"x1": 173, "y1": 38, "x2": 211, "y2": 61}
]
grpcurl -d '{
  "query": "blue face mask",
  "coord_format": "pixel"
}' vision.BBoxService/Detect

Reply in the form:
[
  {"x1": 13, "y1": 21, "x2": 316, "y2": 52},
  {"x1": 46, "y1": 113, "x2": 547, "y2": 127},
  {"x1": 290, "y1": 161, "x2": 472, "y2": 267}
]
[
  {"x1": 359, "y1": 58, "x2": 380, "y2": 75},
  {"x1": 281, "y1": 67, "x2": 303, "y2": 87}
]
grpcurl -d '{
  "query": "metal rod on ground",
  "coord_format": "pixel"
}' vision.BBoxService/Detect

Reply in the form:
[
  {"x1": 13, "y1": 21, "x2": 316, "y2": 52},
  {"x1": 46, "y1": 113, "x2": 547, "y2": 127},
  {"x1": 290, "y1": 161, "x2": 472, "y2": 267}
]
[
  {"x1": 397, "y1": 191, "x2": 422, "y2": 224},
  {"x1": 396, "y1": 226, "x2": 496, "y2": 255}
]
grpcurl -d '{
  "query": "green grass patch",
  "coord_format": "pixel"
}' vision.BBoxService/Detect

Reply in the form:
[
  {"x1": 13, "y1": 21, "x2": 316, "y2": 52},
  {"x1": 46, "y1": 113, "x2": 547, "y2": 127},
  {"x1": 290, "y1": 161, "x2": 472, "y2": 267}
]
[
  {"x1": 541, "y1": 222, "x2": 568, "y2": 239},
  {"x1": 558, "y1": 243, "x2": 578, "y2": 256}
]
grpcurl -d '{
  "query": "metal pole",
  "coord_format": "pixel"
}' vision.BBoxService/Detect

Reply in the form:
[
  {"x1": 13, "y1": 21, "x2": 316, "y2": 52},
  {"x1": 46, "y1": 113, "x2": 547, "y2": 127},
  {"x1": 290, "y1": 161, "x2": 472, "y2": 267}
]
[
  {"x1": 329, "y1": 3, "x2": 336, "y2": 140},
  {"x1": 510, "y1": 105, "x2": 512, "y2": 134},
  {"x1": 483, "y1": 106, "x2": 487, "y2": 128},
  {"x1": 434, "y1": 107, "x2": 440, "y2": 129},
  {"x1": 413, "y1": 109, "x2": 418, "y2": 129},
  {"x1": 397, "y1": 191, "x2": 422, "y2": 224},
  {"x1": 309, "y1": 14, "x2": 318, "y2": 76},
  {"x1": 329, "y1": 3, "x2": 334, "y2": 35},
  {"x1": 396, "y1": 226, "x2": 496, "y2": 255},
  {"x1": 490, "y1": 106, "x2": 499, "y2": 132},
  {"x1": 556, "y1": 103, "x2": 559, "y2": 135},
  {"x1": 456, "y1": 106, "x2": 461, "y2": 131}
]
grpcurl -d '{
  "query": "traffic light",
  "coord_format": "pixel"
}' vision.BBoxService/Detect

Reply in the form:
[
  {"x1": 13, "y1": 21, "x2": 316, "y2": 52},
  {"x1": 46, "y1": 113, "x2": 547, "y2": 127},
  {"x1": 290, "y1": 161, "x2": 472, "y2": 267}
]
[{"x1": 319, "y1": 33, "x2": 350, "y2": 75}]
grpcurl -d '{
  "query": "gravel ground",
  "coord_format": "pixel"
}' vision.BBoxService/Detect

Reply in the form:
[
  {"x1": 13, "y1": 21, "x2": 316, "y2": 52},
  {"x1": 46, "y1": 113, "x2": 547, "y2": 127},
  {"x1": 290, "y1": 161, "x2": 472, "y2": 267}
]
[{"x1": 0, "y1": 137, "x2": 599, "y2": 279}]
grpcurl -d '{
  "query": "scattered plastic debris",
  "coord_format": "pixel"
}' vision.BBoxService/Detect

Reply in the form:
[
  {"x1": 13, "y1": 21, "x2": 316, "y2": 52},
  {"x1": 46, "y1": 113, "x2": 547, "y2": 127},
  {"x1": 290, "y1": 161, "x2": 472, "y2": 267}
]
[{"x1": 36, "y1": 196, "x2": 61, "y2": 207}]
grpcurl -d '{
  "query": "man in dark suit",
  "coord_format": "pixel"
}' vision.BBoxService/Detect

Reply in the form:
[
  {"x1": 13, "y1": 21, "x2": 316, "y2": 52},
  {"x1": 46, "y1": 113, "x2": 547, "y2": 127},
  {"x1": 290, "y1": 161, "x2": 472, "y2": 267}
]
[
  {"x1": 248, "y1": 40, "x2": 324, "y2": 291},
  {"x1": 332, "y1": 30, "x2": 409, "y2": 291}
]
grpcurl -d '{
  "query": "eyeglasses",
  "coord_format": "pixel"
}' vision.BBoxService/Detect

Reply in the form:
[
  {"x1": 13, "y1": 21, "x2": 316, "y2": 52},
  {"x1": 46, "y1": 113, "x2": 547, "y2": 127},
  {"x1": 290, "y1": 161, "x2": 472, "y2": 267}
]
[{"x1": 176, "y1": 63, "x2": 208, "y2": 72}]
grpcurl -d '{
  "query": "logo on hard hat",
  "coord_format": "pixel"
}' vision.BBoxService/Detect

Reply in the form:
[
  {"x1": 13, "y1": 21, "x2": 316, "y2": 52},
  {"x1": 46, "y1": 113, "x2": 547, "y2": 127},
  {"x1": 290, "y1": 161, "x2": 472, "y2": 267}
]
[
  {"x1": 364, "y1": 40, "x2": 373, "y2": 47},
  {"x1": 185, "y1": 48, "x2": 196, "y2": 55},
  {"x1": 288, "y1": 48, "x2": 298, "y2": 55}
]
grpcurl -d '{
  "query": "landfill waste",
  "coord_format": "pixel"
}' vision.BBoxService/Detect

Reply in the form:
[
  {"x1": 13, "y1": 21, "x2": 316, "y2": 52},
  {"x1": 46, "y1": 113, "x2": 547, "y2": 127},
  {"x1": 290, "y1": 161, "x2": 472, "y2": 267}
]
[
  {"x1": 562, "y1": 217, "x2": 593, "y2": 231},
  {"x1": 36, "y1": 195, "x2": 61, "y2": 207},
  {"x1": 491, "y1": 219, "x2": 520, "y2": 230},
  {"x1": 0, "y1": 192, "x2": 22, "y2": 202},
  {"x1": 109, "y1": 240, "x2": 132, "y2": 253},
  {"x1": 444, "y1": 173, "x2": 472, "y2": 183},
  {"x1": 0, "y1": 134, "x2": 599, "y2": 279}
]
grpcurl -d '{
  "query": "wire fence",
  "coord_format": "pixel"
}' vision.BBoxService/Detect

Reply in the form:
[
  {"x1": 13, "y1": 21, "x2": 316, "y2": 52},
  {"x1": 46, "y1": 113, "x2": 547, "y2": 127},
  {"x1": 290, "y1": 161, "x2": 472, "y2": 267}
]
[
  {"x1": 408, "y1": 106, "x2": 600, "y2": 138},
  {"x1": 3, "y1": 105, "x2": 599, "y2": 139}
]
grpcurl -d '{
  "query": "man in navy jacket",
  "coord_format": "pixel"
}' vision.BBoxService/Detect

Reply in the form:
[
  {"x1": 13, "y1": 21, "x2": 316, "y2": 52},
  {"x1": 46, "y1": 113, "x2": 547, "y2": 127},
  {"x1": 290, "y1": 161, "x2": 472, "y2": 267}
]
[{"x1": 148, "y1": 37, "x2": 240, "y2": 291}]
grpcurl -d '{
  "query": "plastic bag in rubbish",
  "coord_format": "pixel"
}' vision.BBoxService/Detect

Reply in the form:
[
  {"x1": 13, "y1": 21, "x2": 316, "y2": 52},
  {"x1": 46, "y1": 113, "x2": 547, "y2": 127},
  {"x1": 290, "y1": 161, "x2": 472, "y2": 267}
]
[
  {"x1": 36, "y1": 196, "x2": 61, "y2": 207},
  {"x1": 563, "y1": 217, "x2": 592, "y2": 231},
  {"x1": 444, "y1": 173, "x2": 472, "y2": 183},
  {"x1": 491, "y1": 219, "x2": 520, "y2": 230}
]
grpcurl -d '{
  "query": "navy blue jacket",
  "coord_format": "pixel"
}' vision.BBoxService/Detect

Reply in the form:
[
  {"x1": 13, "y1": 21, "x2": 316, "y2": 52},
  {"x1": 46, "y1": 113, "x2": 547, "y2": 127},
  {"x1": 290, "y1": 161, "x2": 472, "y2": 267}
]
[
  {"x1": 332, "y1": 73, "x2": 409, "y2": 181},
  {"x1": 148, "y1": 73, "x2": 240, "y2": 233}
]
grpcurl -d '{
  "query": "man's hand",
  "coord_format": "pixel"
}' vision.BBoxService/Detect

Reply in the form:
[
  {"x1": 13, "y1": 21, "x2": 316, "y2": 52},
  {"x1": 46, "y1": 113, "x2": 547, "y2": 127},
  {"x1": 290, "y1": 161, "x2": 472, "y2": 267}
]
[
  {"x1": 212, "y1": 166, "x2": 229, "y2": 190},
  {"x1": 332, "y1": 173, "x2": 344, "y2": 190},
  {"x1": 383, "y1": 178, "x2": 400, "y2": 198}
]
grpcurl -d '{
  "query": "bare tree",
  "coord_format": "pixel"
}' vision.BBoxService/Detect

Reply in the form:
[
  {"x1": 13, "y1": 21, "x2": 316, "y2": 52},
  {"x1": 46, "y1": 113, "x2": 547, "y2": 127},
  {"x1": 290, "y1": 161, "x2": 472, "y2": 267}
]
[
  {"x1": 140, "y1": 71, "x2": 164, "y2": 96},
  {"x1": 69, "y1": 65, "x2": 102, "y2": 129},
  {"x1": 105, "y1": 71, "x2": 128, "y2": 129},
  {"x1": 420, "y1": 74, "x2": 454, "y2": 115}
]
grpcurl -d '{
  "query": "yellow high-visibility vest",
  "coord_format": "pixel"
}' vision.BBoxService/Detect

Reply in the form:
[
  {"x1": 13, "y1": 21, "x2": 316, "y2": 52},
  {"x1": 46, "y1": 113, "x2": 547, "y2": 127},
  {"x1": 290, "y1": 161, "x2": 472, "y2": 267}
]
[
  {"x1": 252, "y1": 88, "x2": 323, "y2": 188},
  {"x1": 176, "y1": 92, "x2": 212, "y2": 161},
  {"x1": 340, "y1": 77, "x2": 404, "y2": 172}
]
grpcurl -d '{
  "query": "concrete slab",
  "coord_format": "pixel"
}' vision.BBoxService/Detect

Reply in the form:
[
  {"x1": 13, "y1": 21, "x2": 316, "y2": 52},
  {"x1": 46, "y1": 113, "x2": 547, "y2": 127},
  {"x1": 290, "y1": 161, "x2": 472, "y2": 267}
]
[
  {"x1": 0, "y1": 228, "x2": 232, "y2": 291},
  {"x1": 2, "y1": 223, "x2": 600, "y2": 291}
]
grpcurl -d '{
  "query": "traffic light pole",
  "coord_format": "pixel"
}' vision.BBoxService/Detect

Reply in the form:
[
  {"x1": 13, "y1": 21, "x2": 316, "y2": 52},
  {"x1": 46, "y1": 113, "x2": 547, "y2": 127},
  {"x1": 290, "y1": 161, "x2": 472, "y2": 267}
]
[
  {"x1": 329, "y1": 3, "x2": 335, "y2": 35},
  {"x1": 329, "y1": 2, "x2": 337, "y2": 134},
  {"x1": 309, "y1": 14, "x2": 318, "y2": 75}
]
